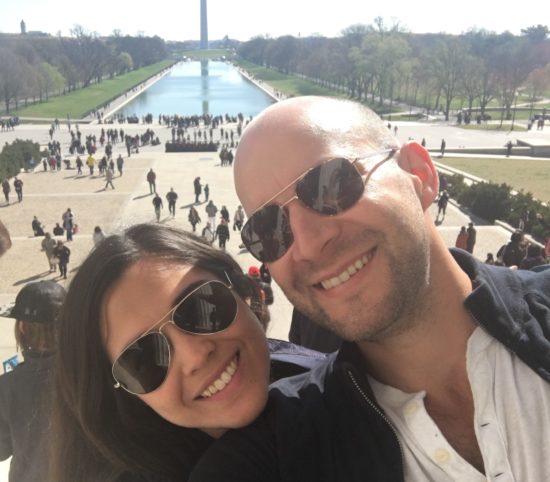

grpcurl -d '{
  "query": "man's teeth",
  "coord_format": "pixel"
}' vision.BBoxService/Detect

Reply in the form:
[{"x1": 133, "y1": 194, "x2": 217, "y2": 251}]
[
  {"x1": 201, "y1": 357, "x2": 238, "y2": 398},
  {"x1": 321, "y1": 254, "x2": 371, "y2": 290}
]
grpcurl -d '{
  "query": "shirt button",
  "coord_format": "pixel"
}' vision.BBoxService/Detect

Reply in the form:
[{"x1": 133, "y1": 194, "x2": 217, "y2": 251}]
[
  {"x1": 404, "y1": 402, "x2": 418, "y2": 414},
  {"x1": 434, "y1": 448, "x2": 450, "y2": 464}
]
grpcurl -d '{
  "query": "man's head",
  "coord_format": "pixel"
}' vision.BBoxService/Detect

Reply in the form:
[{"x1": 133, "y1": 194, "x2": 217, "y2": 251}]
[
  {"x1": 234, "y1": 96, "x2": 439, "y2": 342},
  {"x1": 9, "y1": 280, "x2": 67, "y2": 352}
]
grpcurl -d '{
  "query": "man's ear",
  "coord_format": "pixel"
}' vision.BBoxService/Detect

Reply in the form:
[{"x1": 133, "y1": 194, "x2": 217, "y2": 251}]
[{"x1": 397, "y1": 142, "x2": 439, "y2": 209}]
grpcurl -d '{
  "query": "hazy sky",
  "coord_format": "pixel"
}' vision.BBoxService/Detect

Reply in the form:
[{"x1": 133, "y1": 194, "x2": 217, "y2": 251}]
[{"x1": 1, "y1": 0, "x2": 548, "y2": 41}]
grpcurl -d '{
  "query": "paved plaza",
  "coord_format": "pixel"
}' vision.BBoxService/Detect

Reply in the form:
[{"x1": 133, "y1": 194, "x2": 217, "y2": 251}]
[{"x1": 0, "y1": 110, "x2": 547, "y2": 478}]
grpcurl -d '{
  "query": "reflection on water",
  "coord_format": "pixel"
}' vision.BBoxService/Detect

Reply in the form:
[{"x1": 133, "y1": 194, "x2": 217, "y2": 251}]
[{"x1": 117, "y1": 61, "x2": 275, "y2": 117}]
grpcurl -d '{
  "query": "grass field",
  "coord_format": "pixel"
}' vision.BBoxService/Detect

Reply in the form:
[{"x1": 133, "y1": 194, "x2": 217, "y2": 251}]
[
  {"x1": 181, "y1": 49, "x2": 234, "y2": 59},
  {"x1": 14, "y1": 60, "x2": 175, "y2": 119},
  {"x1": 438, "y1": 156, "x2": 550, "y2": 201}
]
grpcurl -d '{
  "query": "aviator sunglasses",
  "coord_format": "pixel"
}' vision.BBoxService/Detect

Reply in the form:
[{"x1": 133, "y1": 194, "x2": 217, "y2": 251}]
[
  {"x1": 241, "y1": 148, "x2": 398, "y2": 263},
  {"x1": 112, "y1": 278, "x2": 238, "y2": 396}
]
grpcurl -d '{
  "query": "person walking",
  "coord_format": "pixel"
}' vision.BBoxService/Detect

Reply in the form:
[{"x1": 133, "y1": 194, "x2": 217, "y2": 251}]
[
  {"x1": 86, "y1": 154, "x2": 95, "y2": 176},
  {"x1": 466, "y1": 222, "x2": 477, "y2": 254},
  {"x1": 215, "y1": 218, "x2": 230, "y2": 250},
  {"x1": 147, "y1": 169, "x2": 156, "y2": 194},
  {"x1": 166, "y1": 188, "x2": 178, "y2": 217},
  {"x1": 62, "y1": 209, "x2": 74, "y2": 242},
  {"x1": 437, "y1": 189, "x2": 449, "y2": 220},
  {"x1": 188, "y1": 206, "x2": 201, "y2": 232},
  {"x1": 13, "y1": 177, "x2": 23, "y2": 202},
  {"x1": 233, "y1": 205, "x2": 245, "y2": 231},
  {"x1": 2, "y1": 179, "x2": 10, "y2": 205},
  {"x1": 440, "y1": 138, "x2": 446, "y2": 156},
  {"x1": 204, "y1": 184, "x2": 210, "y2": 201},
  {"x1": 152, "y1": 193, "x2": 163, "y2": 222},
  {"x1": 53, "y1": 240, "x2": 70, "y2": 279},
  {"x1": 193, "y1": 177, "x2": 202, "y2": 203},
  {"x1": 220, "y1": 205, "x2": 230, "y2": 224},
  {"x1": 116, "y1": 155, "x2": 124, "y2": 176},
  {"x1": 205, "y1": 200, "x2": 218, "y2": 230},
  {"x1": 104, "y1": 168, "x2": 115, "y2": 190},
  {"x1": 455, "y1": 226, "x2": 468, "y2": 250},
  {"x1": 41, "y1": 233, "x2": 57, "y2": 272}
]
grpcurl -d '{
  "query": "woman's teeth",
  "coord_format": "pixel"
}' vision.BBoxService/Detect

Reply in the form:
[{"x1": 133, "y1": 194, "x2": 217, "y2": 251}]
[
  {"x1": 320, "y1": 253, "x2": 371, "y2": 290},
  {"x1": 201, "y1": 357, "x2": 238, "y2": 398}
]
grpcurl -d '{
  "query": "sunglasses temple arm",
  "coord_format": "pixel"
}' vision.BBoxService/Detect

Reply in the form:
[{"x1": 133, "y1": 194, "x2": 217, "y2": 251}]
[{"x1": 223, "y1": 271, "x2": 234, "y2": 288}]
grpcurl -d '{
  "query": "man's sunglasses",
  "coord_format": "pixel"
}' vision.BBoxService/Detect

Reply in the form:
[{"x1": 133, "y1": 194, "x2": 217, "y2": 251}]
[
  {"x1": 112, "y1": 279, "x2": 238, "y2": 396},
  {"x1": 241, "y1": 148, "x2": 397, "y2": 263}
]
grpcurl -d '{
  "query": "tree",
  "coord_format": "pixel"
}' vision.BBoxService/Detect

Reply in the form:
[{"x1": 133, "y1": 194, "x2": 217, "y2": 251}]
[
  {"x1": 521, "y1": 25, "x2": 549, "y2": 41},
  {"x1": 0, "y1": 48, "x2": 31, "y2": 113}
]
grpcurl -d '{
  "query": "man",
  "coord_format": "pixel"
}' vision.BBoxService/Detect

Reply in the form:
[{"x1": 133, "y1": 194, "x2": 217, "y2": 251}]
[
  {"x1": 13, "y1": 177, "x2": 23, "y2": 202},
  {"x1": 86, "y1": 154, "x2": 95, "y2": 176},
  {"x1": 466, "y1": 222, "x2": 477, "y2": 254},
  {"x1": 41, "y1": 232, "x2": 57, "y2": 272},
  {"x1": 53, "y1": 240, "x2": 70, "y2": 279},
  {"x1": 147, "y1": 168, "x2": 156, "y2": 194},
  {"x1": 193, "y1": 177, "x2": 202, "y2": 203},
  {"x1": 152, "y1": 193, "x2": 163, "y2": 222},
  {"x1": 104, "y1": 167, "x2": 115, "y2": 190},
  {"x1": 116, "y1": 154, "x2": 124, "y2": 176},
  {"x1": 205, "y1": 200, "x2": 218, "y2": 230},
  {"x1": 193, "y1": 97, "x2": 550, "y2": 481},
  {"x1": 2, "y1": 179, "x2": 10, "y2": 205},
  {"x1": 62, "y1": 208, "x2": 74, "y2": 242},
  {"x1": 0, "y1": 281, "x2": 66, "y2": 482},
  {"x1": 166, "y1": 188, "x2": 178, "y2": 217}
]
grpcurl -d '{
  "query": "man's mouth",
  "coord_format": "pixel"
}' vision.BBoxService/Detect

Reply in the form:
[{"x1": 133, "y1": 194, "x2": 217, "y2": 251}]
[
  {"x1": 319, "y1": 251, "x2": 374, "y2": 290},
  {"x1": 199, "y1": 354, "x2": 239, "y2": 399}
]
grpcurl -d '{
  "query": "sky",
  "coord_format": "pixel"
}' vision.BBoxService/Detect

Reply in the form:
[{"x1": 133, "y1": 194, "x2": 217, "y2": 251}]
[{"x1": 0, "y1": 0, "x2": 548, "y2": 42}]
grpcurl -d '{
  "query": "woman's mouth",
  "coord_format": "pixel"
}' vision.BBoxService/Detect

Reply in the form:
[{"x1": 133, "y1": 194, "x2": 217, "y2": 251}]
[{"x1": 199, "y1": 353, "x2": 239, "y2": 399}]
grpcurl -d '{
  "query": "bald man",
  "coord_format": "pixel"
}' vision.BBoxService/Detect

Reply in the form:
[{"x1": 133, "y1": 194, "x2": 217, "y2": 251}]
[{"x1": 191, "y1": 97, "x2": 550, "y2": 482}]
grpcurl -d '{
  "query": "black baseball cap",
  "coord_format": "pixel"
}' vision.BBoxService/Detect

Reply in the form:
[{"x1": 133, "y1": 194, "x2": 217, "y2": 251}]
[{"x1": 7, "y1": 281, "x2": 66, "y2": 323}]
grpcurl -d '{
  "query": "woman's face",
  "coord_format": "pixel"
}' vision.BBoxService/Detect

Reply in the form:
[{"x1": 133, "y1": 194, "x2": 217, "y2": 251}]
[{"x1": 102, "y1": 259, "x2": 270, "y2": 437}]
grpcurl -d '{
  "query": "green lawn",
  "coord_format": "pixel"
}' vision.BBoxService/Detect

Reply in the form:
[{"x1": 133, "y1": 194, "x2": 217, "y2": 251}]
[
  {"x1": 437, "y1": 156, "x2": 550, "y2": 201},
  {"x1": 181, "y1": 49, "x2": 233, "y2": 59},
  {"x1": 15, "y1": 60, "x2": 175, "y2": 119}
]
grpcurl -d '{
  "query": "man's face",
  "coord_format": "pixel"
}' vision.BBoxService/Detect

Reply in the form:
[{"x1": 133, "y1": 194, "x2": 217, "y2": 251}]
[{"x1": 235, "y1": 104, "x2": 432, "y2": 343}]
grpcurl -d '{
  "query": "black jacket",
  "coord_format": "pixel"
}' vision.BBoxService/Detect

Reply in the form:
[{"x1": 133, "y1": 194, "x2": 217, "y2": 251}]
[
  {"x1": 190, "y1": 249, "x2": 550, "y2": 482},
  {"x1": 0, "y1": 351, "x2": 54, "y2": 482}
]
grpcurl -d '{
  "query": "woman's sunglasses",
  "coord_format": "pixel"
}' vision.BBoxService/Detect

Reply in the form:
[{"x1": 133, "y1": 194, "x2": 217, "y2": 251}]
[
  {"x1": 112, "y1": 279, "x2": 238, "y2": 396},
  {"x1": 240, "y1": 148, "x2": 397, "y2": 263}
]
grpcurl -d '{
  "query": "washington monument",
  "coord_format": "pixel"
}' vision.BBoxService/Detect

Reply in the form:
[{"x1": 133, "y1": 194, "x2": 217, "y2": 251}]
[{"x1": 200, "y1": 0, "x2": 208, "y2": 50}]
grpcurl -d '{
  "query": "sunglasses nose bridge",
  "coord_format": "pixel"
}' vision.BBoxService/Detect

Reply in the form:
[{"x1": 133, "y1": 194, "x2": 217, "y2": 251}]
[{"x1": 163, "y1": 323, "x2": 216, "y2": 377}]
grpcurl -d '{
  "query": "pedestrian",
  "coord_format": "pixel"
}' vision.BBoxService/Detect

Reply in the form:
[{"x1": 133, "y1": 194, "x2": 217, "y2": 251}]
[
  {"x1": 53, "y1": 240, "x2": 70, "y2": 279},
  {"x1": 2, "y1": 179, "x2": 10, "y2": 204},
  {"x1": 92, "y1": 226, "x2": 106, "y2": 246},
  {"x1": 193, "y1": 96, "x2": 550, "y2": 481},
  {"x1": 31, "y1": 216, "x2": 45, "y2": 237},
  {"x1": 233, "y1": 205, "x2": 245, "y2": 231},
  {"x1": 166, "y1": 188, "x2": 178, "y2": 217},
  {"x1": 204, "y1": 184, "x2": 210, "y2": 201},
  {"x1": 152, "y1": 193, "x2": 163, "y2": 222},
  {"x1": 455, "y1": 226, "x2": 468, "y2": 250},
  {"x1": 188, "y1": 206, "x2": 201, "y2": 232},
  {"x1": 116, "y1": 154, "x2": 124, "y2": 176},
  {"x1": 13, "y1": 177, "x2": 23, "y2": 202},
  {"x1": 1, "y1": 281, "x2": 66, "y2": 482},
  {"x1": 147, "y1": 169, "x2": 156, "y2": 194},
  {"x1": 205, "y1": 200, "x2": 218, "y2": 230},
  {"x1": 104, "y1": 168, "x2": 115, "y2": 190},
  {"x1": 247, "y1": 265, "x2": 274, "y2": 327},
  {"x1": 437, "y1": 189, "x2": 449, "y2": 220},
  {"x1": 466, "y1": 222, "x2": 476, "y2": 254},
  {"x1": 86, "y1": 154, "x2": 95, "y2": 176},
  {"x1": 193, "y1": 177, "x2": 202, "y2": 203},
  {"x1": 75, "y1": 156, "x2": 83, "y2": 175},
  {"x1": 440, "y1": 138, "x2": 446, "y2": 156},
  {"x1": 41, "y1": 232, "x2": 57, "y2": 271},
  {"x1": 215, "y1": 218, "x2": 230, "y2": 250},
  {"x1": 62, "y1": 208, "x2": 74, "y2": 242},
  {"x1": 220, "y1": 205, "x2": 230, "y2": 223}
]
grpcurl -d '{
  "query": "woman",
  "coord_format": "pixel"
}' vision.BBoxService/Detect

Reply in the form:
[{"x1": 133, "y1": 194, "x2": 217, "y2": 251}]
[
  {"x1": 455, "y1": 226, "x2": 468, "y2": 250},
  {"x1": 50, "y1": 224, "x2": 272, "y2": 482}
]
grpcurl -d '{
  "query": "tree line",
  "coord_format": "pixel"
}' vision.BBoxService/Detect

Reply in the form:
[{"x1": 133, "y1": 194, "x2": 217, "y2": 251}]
[
  {"x1": 237, "y1": 21, "x2": 550, "y2": 120},
  {"x1": 0, "y1": 27, "x2": 168, "y2": 113}
]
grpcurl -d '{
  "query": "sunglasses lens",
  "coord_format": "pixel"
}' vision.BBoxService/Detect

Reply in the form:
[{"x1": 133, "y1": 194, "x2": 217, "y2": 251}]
[
  {"x1": 173, "y1": 281, "x2": 237, "y2": 334},
  {"x1": 296, "y1": 158, "x2": 364, "y2": 215},
  {"x1": 241, "y1": 204, "x2": 293, "y2": 262},
  {"x1": 113, "y1": 332, "x2": 169, "y2": 395}
]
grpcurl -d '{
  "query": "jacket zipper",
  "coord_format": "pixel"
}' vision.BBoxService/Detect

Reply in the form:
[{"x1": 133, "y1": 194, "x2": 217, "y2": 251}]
[{"x1": 347, "y1": 369, "x2": 405, "y2": 472}]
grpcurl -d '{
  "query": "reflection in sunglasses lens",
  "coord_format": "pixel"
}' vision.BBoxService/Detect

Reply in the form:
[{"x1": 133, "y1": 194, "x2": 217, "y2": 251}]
[{"x1": 113, "y1": 332, "x2": 169, "y2": 394}]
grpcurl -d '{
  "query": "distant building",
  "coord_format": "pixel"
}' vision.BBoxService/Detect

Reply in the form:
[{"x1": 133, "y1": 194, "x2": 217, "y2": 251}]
[{"x1": 20, "y1": 20, "x2": 26, "y2": 35}]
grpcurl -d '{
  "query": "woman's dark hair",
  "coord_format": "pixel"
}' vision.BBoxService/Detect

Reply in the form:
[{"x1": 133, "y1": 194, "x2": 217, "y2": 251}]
[{"x1": 50, "y1": 223, "x2": 256, "y2": 482}]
